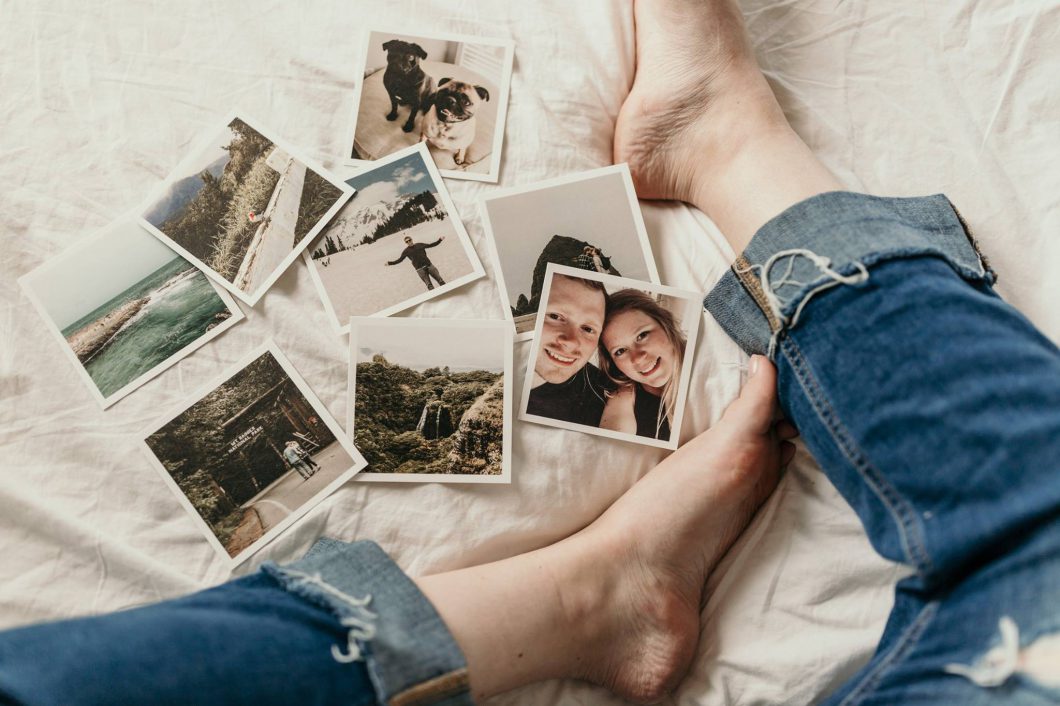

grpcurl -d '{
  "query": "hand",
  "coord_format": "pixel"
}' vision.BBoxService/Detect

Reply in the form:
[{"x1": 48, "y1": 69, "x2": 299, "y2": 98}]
[{"x1": 439, "y1": 236, "x2": 445, "y2": 241}]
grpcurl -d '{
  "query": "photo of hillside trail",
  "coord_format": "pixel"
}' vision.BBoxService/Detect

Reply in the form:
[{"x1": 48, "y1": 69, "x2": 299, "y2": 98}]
[
  {"x1": 354, "y1": 355, "x2": 504, "y2": 475},
  {"x1": 145, "y1": 118, "x2": 342, "y2": 294},
  {"x1": 233, "y1": 149, "x2": 305, "y2": 294}
]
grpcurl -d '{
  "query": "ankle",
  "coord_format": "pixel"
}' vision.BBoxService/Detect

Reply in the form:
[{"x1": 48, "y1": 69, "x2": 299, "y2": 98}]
[{"x1": 689, "y1": 114, "x2": 840, "y2": 251}]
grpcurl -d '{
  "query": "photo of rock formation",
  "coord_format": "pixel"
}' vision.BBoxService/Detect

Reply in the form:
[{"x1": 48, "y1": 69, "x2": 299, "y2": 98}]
[{"x1": 511, "y1": 234, "x2": 622, "y2": 317}]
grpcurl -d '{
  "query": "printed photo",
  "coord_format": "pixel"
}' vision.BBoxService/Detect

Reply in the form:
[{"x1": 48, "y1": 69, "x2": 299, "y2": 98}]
[
  {"x1": 480, "y1": 164, "x2": 659, "y2": 340},
  {"x1": 519, "y1": 265, "x2": 702, "y2": 451},
  {"x1": 348, "y1": 319, "x2": 513, "y2": 483},
  {"x1": 140, "y1": 113, "x2": 354, "y2": 305},
  {"x1": 142, "y1": 344, "x2": 367, "y2": 566},
  {"x1": 305, "y1": 143, "x2": 484, "y2": 332},
  {"x1": 18, "y1": 219, "x2": 243, "y2": 409},
  {"x1": 346, "y1": 29, "x2": 515, "y2": 182}
]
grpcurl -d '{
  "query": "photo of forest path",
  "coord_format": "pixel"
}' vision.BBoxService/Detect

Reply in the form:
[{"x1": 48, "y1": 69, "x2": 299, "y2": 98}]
[
  {"x1": 145, "y1": 351, "x2": 356, "y2": 557},
  {"x1": 144, "y1": 118, "x2": 343, "y2": 293},
  {"x1": 354, "y1": 356, "x2": 504, "y2": 475},
  {"x1": 310, "y1": 149, "x2": 474, "y2": 318}
]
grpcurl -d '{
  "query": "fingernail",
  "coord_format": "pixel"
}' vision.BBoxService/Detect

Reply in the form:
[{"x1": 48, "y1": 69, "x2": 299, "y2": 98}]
[{"x1": 750, "y1": 355, "x2": 762, "y2": 377}]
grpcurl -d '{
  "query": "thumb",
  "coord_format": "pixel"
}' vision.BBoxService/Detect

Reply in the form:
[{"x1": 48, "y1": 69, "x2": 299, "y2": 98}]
[{"x1": 724, "y1": 355, "x2": 778, "y2": 435}]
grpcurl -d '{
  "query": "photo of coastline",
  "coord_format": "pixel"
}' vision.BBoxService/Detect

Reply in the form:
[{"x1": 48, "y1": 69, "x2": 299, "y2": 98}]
[{"x1": 19, "y1": 219, "x2": 243, "y2": 407}]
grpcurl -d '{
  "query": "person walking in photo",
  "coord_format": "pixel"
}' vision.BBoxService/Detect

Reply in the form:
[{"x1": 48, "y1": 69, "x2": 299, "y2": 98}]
[
  {"x1": 290, "y1": 439, "x2": 319, "y2": 472},
  {"x1": 386, "y1": 235, "x2": 447, "y2": 290},
  {"x1": 283, "y1": 440, "x2": 314, "y2": 480}
]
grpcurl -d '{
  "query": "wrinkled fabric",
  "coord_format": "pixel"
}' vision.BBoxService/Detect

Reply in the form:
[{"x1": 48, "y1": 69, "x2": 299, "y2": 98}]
[{"x1": 0, "y1": 1, "x2": 1057, "y2": 705}]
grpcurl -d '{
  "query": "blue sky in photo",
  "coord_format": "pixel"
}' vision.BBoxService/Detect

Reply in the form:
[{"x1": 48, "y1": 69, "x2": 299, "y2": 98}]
[{"x1": 345, "y1": 152, "x2": 435, "y2": 206}]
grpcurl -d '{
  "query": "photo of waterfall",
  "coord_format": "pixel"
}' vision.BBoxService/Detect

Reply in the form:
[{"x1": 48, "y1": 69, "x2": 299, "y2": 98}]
[{"x1": 348, "y1": 318, "x2": 513, "y2": 483}]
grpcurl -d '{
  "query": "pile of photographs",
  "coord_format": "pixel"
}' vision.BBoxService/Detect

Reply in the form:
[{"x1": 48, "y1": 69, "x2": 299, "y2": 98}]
[{"x1": 18, "y1": 27, "x2": 704, "y2": 568}]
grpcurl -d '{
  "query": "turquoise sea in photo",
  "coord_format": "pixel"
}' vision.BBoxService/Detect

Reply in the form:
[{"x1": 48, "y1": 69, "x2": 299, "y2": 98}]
[{"x1": 61, "y1": 258, "x2": 233, "y2": 398}]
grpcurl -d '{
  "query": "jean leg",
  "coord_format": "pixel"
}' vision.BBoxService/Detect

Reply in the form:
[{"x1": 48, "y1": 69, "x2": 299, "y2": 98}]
[
  {"x1": 0, "y1": 540, "x2": 472, "y2": 706},
  {"x1": 0, "y1": 572, "x2": 377, "y2": 706},
  {"x1": 704, "y1": 193, "x2": 1060, "y2": 703}
]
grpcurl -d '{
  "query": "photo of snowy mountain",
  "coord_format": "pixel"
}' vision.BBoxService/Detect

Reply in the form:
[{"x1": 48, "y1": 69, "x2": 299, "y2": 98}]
[{"x1": 304, "y1": 143, "x2": 484, "y2": 332}]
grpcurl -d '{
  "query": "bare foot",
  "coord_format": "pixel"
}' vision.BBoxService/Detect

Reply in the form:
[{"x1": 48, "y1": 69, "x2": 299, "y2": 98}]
[
  {"x1": 614, "y1": 0, "x2": 784, "y2": 204},
  {"x1": 562, "y1": 356, "x2": 795, "y2": 702},
  {"x1": 614, "y1": 0, "x2": 840, "y2": 250},
  {"x1": 417, "y1": 358, "x2": 795, "y2": 703}
]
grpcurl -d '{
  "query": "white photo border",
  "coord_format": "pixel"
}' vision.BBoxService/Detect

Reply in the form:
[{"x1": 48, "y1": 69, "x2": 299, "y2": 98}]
[
  {"x1": 18, "y1": 218, "x2": 245, "y2": 410},
  {"x1": 347, "y1": 317, "x2": 513, "y2": 483},
  {"x1": 140, "y1": 341, "x2": 368, "y2": 569},
  {"x1": 478, "y1": 163, "x2": 660, "y2": 343},
  {"x1": 137, "y1": 110, "x2": 356, "y2": 307},
  {"x1": 304, "y1": 142, "x2": 486, "y2": 334},
  {"x1": 344, "y1": 27, "x2": 515, "y2": 184},
  {"x1": 518, "y1": 264, "x2": 702, "y2": 451}
]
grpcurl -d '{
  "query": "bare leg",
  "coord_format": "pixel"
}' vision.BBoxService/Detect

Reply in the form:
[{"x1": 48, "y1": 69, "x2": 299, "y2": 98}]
[
  {"x1": 418, "y1": 358, "x2": 796, "y2": 703},
  {"x1": 614, "y1": 0, "x2": 841, "y2": 253}
]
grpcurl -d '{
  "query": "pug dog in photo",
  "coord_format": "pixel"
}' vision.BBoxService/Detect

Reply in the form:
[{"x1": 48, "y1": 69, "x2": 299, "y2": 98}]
[
  {"x1": 420, "y1": 78, "x2": 490, "y2": 167},
  {"x1": 382, "y1": 40, "x2": 435, "y2": 133}
]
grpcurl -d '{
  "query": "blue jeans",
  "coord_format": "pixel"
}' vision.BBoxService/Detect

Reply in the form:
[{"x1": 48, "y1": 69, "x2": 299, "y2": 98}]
[
  {"x1": 0, "y1": 540, "x2": 472, "y2": 705},
  {"x1": 1, "y1": 193, "x2": 1057, "y2": 705},
  {"x1": 707, "y1": 192, "x2": 1060, "y2": 704}
]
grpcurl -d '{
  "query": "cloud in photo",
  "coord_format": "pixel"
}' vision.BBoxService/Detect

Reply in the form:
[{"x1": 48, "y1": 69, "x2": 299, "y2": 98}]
[{"x1": 346, "y1": 152, "x2": 434, "y2": 208}]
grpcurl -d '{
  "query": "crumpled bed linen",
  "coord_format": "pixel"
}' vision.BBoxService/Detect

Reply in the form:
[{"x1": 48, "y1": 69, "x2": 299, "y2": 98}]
[{"x1": 1, "y1": 1, "x2": 1056, "y2": 704}]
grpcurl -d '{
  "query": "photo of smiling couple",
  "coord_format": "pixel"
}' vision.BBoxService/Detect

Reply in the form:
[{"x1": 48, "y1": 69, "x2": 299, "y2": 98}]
[{"x1": 522, "y1": 265, "x2": 701, "y2": 449}]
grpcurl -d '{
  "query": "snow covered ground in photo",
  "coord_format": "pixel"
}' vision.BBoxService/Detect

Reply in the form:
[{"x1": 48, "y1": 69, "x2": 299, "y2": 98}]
[{"x1": 314, "y1": 220, "x2": 475, "y2": 319}]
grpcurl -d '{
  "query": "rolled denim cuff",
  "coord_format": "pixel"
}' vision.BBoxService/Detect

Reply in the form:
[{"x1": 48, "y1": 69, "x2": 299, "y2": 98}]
[
  {"x1": 704, "y1": 192, "x2": 994, "y2": 357},
  {"x1": 262, "y1": 539, "x2": 472, "y2": 706}
]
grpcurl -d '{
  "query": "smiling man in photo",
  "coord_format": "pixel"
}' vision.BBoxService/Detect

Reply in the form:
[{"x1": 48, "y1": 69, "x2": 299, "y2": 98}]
[{"x1": 526, "y1": 273, "x2": 611, "y2": 426}]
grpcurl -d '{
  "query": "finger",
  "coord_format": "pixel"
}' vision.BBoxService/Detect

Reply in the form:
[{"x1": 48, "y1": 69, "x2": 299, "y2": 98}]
[{"x1": 724, "y1": 355, "x2": 779, "y2": 435}]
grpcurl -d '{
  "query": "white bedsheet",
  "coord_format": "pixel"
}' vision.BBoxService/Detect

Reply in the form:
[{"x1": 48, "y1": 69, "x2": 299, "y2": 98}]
[{"x1": 2, "y1": 1, "x2": 1057, "y2": 704}]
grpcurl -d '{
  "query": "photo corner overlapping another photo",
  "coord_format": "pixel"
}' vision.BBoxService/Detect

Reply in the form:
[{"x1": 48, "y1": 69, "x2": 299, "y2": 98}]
[{"x1": 519, "y1": 264, "x2": 702, "y2": 451}]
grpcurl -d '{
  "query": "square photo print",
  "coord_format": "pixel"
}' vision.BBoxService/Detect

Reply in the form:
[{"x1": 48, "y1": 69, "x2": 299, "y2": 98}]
[
  {"x1": 142, "y1": 344, "x2": 367, "y2": 566},
  {"x1": 480, "y1": 164, "x2": 660, "y2": 340},
  {"x1": 140, "y1": 113, "x2": 354, "y2": 305},
  {"x1": 519, "y1": 265, "x2": 702, "y2": 450},
  {"x1": 18, "y1": 218, "x2": 243, "y2": 409},
  {"x1": 346, "y1": 28, "x2": 515, "y2": 182},
  {"x1": 305, "y1": 143, "x2": 484, "y2": 332},
  {"x1": 348, "y1": 318, "x2": 513, "y2": 483}
]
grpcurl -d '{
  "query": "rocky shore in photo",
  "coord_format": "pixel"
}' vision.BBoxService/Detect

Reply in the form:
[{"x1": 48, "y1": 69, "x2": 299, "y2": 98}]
[{"x1": 65, "y1": 297, "x2": 148, "y2": 363}]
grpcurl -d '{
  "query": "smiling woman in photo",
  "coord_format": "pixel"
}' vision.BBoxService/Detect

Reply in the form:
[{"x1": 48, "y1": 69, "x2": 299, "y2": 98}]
[{"x1": 598, "y1": 289, "x2": 687, "y2": 441}]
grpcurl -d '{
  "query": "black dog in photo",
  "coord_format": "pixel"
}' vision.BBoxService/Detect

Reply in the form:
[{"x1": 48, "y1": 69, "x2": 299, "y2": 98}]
[{"x1": 382, "y1": 40, "x2": 435, "y2": 133}]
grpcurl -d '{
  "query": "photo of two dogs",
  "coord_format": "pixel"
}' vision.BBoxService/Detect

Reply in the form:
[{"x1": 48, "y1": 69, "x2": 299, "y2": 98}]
[{"x1": 382, "y1": 39, "x2": 489, "y2": 168}]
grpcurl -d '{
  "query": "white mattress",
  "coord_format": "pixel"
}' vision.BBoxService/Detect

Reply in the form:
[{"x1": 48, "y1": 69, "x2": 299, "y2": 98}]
[{"x1": 2, "y1": 1, "x2": 1057, "y2": 704}]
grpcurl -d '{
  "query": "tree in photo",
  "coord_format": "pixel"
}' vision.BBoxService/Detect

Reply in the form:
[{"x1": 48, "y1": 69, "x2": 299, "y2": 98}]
[{"x1": 354, "y1": 355, "x2": 502, "y2": 475}]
